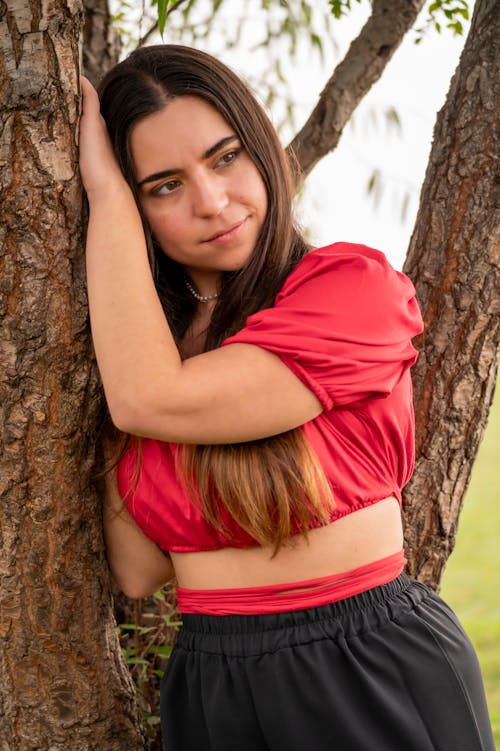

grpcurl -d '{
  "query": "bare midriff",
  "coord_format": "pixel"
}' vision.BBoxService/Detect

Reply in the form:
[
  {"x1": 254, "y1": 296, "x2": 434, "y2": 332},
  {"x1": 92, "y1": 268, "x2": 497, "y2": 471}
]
[{"x1": 171, "y1": 496, "x2": 403, "y2": 590}]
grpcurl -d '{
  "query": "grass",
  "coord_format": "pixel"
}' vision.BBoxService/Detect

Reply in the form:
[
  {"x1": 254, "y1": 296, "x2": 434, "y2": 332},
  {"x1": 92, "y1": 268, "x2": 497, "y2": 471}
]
[{"x1": 440, "y1": 387, "x2": 500, "y2": 746}]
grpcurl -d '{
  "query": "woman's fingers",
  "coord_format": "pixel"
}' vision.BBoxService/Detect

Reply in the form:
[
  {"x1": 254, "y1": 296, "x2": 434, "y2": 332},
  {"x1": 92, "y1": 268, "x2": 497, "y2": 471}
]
[
  {"x1": 80, "y1": 75, "x2": 101, "y2": 117},
  {"x1": 79, "y1": 76, "x2": 125, "y2": 195}
]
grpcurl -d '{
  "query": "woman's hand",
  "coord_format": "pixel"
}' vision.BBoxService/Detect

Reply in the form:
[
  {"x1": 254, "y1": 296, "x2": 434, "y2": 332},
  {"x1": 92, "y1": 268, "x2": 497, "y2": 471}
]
[{"x1": 79, "y1": 76, "x2": 126, "y2": 197}]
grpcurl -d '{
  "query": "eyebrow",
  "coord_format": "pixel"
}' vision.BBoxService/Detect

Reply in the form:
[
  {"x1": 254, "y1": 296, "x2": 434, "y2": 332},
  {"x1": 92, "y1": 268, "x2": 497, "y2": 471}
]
[{"x1": 137, "y1": 135, "x2": 240, "y2": 188}]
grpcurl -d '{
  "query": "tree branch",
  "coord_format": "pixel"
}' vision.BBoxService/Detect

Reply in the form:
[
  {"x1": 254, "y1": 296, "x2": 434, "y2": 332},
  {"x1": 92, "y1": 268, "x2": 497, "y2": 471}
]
[{"x1": 287, "y1": 0, "x2": 426, "y2": 180}]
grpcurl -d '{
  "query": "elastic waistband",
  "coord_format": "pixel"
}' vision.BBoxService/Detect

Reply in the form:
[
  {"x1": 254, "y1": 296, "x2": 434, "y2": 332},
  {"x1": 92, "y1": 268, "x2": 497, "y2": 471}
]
[
  {"x1": 175, "y1": 574, "x2": 431, "y2": 657},
  {"x1": 177, "y1": 550, "x2": 405, "y2": 616}
]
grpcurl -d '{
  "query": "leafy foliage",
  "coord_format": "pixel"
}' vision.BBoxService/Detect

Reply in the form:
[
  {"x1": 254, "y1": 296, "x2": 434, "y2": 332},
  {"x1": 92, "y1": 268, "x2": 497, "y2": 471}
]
[
  {"x1": 329, "y1": 0, "x2": 362, "y2": 20},
  {"x1": 110, "y1": 0, "x2": 335, "y2": 135},
  {"x1": 415, "y1": 0, "x2": 470, "y2": 42},
  {"x1": 117, "y1": 584, "x2": 181, "y2": 747},
  {"x1": 135, "y1": 0, "x2": 471, "y2": 43},
  {"x1": 110, "y1": 0, "x2": 471, "y2": 140}
]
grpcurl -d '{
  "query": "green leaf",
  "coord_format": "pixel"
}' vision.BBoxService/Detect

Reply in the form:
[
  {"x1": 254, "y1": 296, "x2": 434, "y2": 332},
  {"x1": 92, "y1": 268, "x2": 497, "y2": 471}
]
[
  {"x1": 265, "y1": 90, "x2": 276, "y2": 108},
  {"x1": 275, "y1": 58, "x2": 285, "y2": 84},
  {"x1": 447, "y1": 19, "x2": 463, "y2": 35},
  {"x1": 138, "y1": 626, "x2": 156, "y2": 635},
  {"x1": 328, "y1": 0, "x2": 361, "y2": 20},
  {"x1": 126, "y1": 657, "x2": 150, "y2": 666},
  {"x1": 385, "y1": 106, "x2": 402, "y2": 131},
  {"x1": 367, "y1": 170, "x2": 378, "y2": 194},
  {"x1": 162, "y1": 615, "x2": 182, "y2": 629},
  {"x1": 428, "y1": 0, "x2": 442, "y2": 13},
  {"x1": 301, "y1": 0, "x2": 312, "y2": 26},
  {"x1": 310, "y1": 33, "x2": 324, "y2": 62},
  {"x1": 182, "y1": 0, "x2": 197, "y2": 21},
  {"x1": 145, "y1": 714, "x2": 162, "y2": 726},
  {"x1": 157, "y1": 0, "x2": 170, "y2": 37},
  {"x1": 329, "y1": 0, "x2": 343, "y2": 20}
]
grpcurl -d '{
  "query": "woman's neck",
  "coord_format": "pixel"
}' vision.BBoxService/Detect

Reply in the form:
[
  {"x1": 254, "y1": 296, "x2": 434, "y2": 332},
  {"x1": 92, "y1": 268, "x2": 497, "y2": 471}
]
[{"x1": 179, "y1": 302, "x2": 216, "y2": 359}]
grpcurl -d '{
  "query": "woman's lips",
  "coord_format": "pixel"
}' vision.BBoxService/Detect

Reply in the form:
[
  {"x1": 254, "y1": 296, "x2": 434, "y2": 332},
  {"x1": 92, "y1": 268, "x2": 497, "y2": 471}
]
[{"x1": 204, "y1": 218, "x2": 247, "y2": 244}]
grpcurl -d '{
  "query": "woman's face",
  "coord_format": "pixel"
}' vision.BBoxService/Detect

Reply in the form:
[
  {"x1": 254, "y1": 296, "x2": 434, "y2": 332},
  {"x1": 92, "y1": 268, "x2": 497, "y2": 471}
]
[{"x1": 129, "y1": 95, "x2": 268, "y2": 295}]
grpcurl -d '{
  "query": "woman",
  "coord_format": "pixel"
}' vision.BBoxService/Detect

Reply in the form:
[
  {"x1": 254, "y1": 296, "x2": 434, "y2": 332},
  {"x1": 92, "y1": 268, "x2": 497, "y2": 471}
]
[{"x1": 79, "y1": 45, "x2": 494, "y2": 750}]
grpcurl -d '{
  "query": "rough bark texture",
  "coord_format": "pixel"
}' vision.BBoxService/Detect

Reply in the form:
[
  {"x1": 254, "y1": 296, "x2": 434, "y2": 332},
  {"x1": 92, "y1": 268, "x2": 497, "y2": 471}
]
[
  {"x1": 0, "y1": 2, "x2": 144, "y2": 748},
  {"x1": 402, "y1": 0, "x2": 499, "y2": 589},
  {"x1": 83, "y1": 0, "x2": 120, "y2": 86},
  {"x1": 288, "y1": 0, "x2": 426, "y2": 180}
]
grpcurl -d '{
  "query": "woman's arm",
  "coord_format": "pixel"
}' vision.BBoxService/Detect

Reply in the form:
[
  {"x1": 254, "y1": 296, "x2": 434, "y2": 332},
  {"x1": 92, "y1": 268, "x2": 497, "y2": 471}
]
[
  {"x1": 80, "y1": 78, "x2": 322, "y2": 445},
  {"x1": 103, "y1": 468, "x2": 175, "y2": 599}
]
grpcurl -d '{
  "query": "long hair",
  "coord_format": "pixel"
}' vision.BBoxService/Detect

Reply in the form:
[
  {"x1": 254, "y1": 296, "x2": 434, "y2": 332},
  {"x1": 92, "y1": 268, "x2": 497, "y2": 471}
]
[{"x1": 98, "y1": 45, "x2": 333, "y2": 551}]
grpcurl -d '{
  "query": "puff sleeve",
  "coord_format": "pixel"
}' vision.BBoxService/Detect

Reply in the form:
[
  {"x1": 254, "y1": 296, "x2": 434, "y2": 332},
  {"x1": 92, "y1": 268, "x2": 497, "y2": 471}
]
[{"x1": 222, "y1": 243, "x2": 423, "y2": 411}]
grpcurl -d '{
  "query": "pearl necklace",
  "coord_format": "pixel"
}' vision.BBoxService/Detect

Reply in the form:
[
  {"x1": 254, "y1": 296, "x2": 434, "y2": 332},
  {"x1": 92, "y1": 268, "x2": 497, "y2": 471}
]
[{"x1": 184, "y1": 275, "x2": 219, "y2": 303}]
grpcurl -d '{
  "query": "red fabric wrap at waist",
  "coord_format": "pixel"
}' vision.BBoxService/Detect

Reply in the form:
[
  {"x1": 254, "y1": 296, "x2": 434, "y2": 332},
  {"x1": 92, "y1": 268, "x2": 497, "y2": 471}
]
[{"x1": 176, "y1": 550, "x2": 406, "y2": 615}]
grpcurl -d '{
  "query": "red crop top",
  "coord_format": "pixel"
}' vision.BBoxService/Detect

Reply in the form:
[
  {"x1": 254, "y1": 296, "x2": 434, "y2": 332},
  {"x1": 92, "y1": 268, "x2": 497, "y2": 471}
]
[{"x1": 117, "y1": 242, "x2": 423, "y2": 553}]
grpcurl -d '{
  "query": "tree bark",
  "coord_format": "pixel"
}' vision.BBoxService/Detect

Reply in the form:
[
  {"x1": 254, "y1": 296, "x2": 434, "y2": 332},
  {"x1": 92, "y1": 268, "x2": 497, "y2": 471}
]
[
  {"x1": 0, "y1": 3, "x2": 144, "y2": 748},
  {"x1": 83, "y1": 0, "x2": 121, "y2": 86},
  {"x1": 402, "y1": 0, "x2": 499, "y2": 588},
  {"x1": 288, "y1": 0, "x2": 426, "y2": 180}
]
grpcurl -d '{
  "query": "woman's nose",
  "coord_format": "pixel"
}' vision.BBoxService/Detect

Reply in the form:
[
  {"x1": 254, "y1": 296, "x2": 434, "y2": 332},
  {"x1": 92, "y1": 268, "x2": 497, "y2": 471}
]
[{"x1": 192, "y1": 172, "x2": 229, "y2": 217}]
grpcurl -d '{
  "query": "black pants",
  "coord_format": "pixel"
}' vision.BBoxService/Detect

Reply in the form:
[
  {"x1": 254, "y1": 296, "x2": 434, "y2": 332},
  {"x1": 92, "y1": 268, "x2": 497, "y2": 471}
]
[{"x1": 160, "y1": 575, "x2": 495, "y2": 750}]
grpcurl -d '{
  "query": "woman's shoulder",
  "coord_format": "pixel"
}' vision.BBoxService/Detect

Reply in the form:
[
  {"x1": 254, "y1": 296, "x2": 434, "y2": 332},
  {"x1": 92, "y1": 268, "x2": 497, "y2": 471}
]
[
  {"x1": 278, "y1": 241, "x2": 415, "y2": 303},
  {"x1": 309, "y1": 241, "x2": 388, "y2": 263}
]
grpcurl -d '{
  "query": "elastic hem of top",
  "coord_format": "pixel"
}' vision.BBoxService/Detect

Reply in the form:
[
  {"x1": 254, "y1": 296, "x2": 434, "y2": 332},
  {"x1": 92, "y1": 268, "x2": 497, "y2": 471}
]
[
  {"x1": 179, "y1": 556, "x2": 409, "y2": 620},
  {"x1": 178, "y1": 573, "x2": 425, "y2": 638},
  {"x1": 164, "y1": 496, "x2": 403, "y2": 553}
]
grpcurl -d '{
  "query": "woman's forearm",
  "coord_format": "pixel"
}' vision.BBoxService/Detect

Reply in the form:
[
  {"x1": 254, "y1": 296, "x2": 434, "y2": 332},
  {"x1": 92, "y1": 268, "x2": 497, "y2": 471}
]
[
  {"x1": 80, "y1": 76, "x2": 183, "y2": 431},
  {"x1": 85, "y1": 185, "x2": 183, "y2": 429}
]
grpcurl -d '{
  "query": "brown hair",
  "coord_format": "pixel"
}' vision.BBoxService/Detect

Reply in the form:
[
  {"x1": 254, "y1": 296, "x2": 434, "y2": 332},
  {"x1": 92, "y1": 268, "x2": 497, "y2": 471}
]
[{"x1": 98, "y1": 45, "x2": 333, "y2": 551}]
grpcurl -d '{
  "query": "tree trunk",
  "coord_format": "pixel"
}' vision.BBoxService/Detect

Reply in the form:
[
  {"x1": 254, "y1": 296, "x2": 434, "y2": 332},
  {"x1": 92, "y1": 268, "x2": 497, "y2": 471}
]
[
  {"x1": 288, "y1": 0, "x2": 426, "y2": 180},
  {"x1": 0, "y1": 3, "x2": 144, "y2": 748},
  {"x1": 83, "y1": 0, "x2": 121, "y2": 86},
  {"x1": 402, "y1": 0, "x2": 499, "y2": 589}
]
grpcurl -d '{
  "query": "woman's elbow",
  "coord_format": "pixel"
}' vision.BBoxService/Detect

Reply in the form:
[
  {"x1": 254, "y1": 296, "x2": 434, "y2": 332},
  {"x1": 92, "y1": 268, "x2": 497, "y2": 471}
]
[
  {"x1": 112, "y1": 571, "x2": 172, "y2": 600},
  {"x1": 118, "y1": 580, "x2": 155, "y2": 600},
  {"x1": 108, "y1": 401, "x2": 190, "y2": 443},
  {"x1": 105, "y1": 392, "x2": 152, "y2": 436}
]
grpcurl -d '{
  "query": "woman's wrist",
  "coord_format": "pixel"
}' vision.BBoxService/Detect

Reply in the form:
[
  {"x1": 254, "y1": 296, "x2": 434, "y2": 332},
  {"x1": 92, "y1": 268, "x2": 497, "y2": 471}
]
[{"x1": 84, "y1": 173, "x2": 133, "y2": 208}]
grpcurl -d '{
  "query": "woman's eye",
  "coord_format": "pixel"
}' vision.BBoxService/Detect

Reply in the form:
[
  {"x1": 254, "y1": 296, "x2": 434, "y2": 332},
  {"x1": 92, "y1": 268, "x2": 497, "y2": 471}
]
[
  {"x1": 153, "y1": 179, "x2": 181, "y2": 196},
  {"x1": 216, "y1": 149, "x2": 241, "y2": 167}
]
